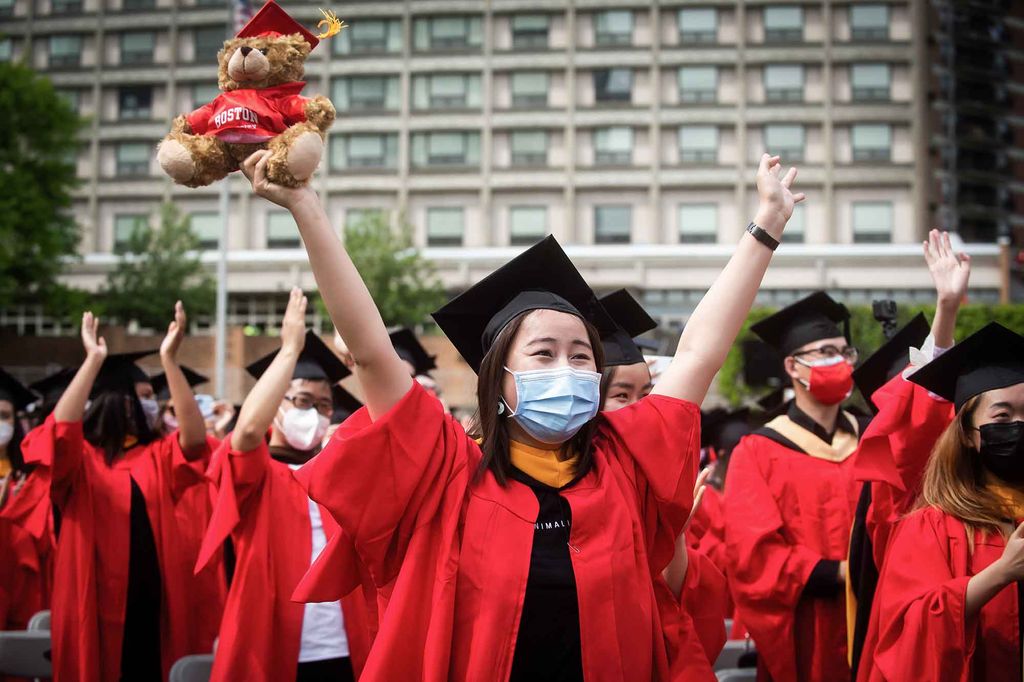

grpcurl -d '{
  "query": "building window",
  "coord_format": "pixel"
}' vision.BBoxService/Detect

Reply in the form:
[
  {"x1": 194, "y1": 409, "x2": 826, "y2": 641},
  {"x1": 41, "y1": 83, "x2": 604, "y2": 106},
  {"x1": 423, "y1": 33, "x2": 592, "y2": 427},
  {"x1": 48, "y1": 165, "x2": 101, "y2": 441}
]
[
  {"x1": 114, "y1": 214, "x2": 147, "y2": 253},
  {"x1": 195, "y1": 0, "x2": 224, "y2": 6},
  {"x1": 850, "y1": 63, "x2": 891, "y2": 102},
  {"x1": 852, "y1": 201, "x2": 893, "y2": 243},
  {"x1": 411, "y1": 132, "x2": 481, "y2": 168},
  {"x1": 413, "y1": 16, "x2": 483, "y2": 52},
  {"x1": 786, "y1": 203, "x2": 806, "y2": 243},
  {"x1": 412, "y1": 74, "x2": 481, "y2": 110},
  {"x1": 345, "y1": 208, "x2": 387, "y2": 230},
  {"x1": 0, "y1": 0, "x2": 11, "y2": 17},
  {"x1": 678, "y1": 8, "x2": 717, "y2": 45},
  {"x1": 119, "y1": 86, "x2": 152, "y2": 120},
  {"x1": 52, "y1": 0, "x2": 84, "y2": 14},
  {"x1": 679, "y1": 126, "x2": 718, "y2": 164},
  {"x1": 594, "y1": 10, "x2": 633, "y2": 47},
  {"x1": 115, "y1": 142, "x2": 150, "y2": 176},
  {"x1": 120, "y1": 31, "x2": 155, "y2": 65},
  {"x1": 594, "y1": 205, "x2": 632, "y2": 244},
  {"x1": 594, "y1": 127, "x2": 633, "y2": 165},
  {"x1": 764, "y1": 64, "x2": 804, "y2": 102},
  {"x1": 764, "y1": 124, "x2": 805, "y2": 162},
  {"x1": 851, "y1": 124, "x2": 892, "y2": 162},
  {"x1": 763, "y1": 6, "x2": 803, "y2": 43},
  {"x1": 188, "y1": 212, "x2": 220, "y2": 250},
  {"x1": 49, "y1": 35, "x2": 83, "y2": 68},
  {"x1": 330, "y1": 133, "x2": 398, "y2": 170},
  {"x1": 426, "y1": 208, "x2": 464, "y2": 246},
  {"x1": 511, "y1": 72, "x2": 549, "y2": 108},
  {"x1": 0, "y1": 38, "x2": 11, "y2": 62},
  {"x1": 333, "y1": 76, "x2": 400, "y2": 112},
  {"x1": 594, "y1": 68, "x2": 632, "y2": 103},
  {"x1": 334, "y1": 18, "x2": 402, "y2": 55},
  {"x1": 267, "y1": 211, "x2": 300, "y2": 248},
  {"x1": 509, "y1": 206, "x2": 547, "y2": 245},
  {"x1": 192, "y1": 83, "x2": 220, "y2": 107},
  {"x1": 678, "y1": 66, "x2": 717, "y2": 103},
  {"x1": 678, "y1": 203, "x2": 718, "y2": 244},
  {"x1": 850, "y1": 5, "x2": 889, "y2": 42},
  {"x1": 194, "y1": 26, "x2": 226, "y2": 62},
  {"x1": 512, "y1": 15, "x2": 549, "y2": 49},
  {"x1": 123, "y1": 0, "x2": 155, "y2": 9},
  {"x1": 57, "y1": 89, "x2": 81, "y2": 112},
  {"x1": 510, "y1": 130, "x2": 548, "y2": 167}
]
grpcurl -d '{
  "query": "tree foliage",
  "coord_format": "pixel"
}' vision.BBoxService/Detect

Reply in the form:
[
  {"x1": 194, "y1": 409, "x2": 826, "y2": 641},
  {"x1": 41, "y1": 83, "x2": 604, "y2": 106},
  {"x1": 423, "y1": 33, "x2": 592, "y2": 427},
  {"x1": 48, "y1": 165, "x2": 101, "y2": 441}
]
[
  {"x1": 325, "y1": 212, "x2": 447, "y2": 328},
  {"x1": 0, "y1": 63, "x2": 83, "y2": 308},
  {"x1": 102, "y1": 204, "x2": 215, "y2": 330}
]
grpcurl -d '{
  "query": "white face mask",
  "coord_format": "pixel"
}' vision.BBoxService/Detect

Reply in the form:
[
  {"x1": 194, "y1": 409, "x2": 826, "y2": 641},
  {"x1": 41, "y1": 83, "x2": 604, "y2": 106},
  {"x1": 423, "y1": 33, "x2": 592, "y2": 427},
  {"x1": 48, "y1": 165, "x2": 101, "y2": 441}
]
[
  {"x1": 276, "y1": 406, "x2": 329, "y2": 452},
  {"x1": 139, "y1": 397, "x2": 161, "y2": 429},
  {"x1": 0, "y1": 422, "x2": 13, "y2": 447}
]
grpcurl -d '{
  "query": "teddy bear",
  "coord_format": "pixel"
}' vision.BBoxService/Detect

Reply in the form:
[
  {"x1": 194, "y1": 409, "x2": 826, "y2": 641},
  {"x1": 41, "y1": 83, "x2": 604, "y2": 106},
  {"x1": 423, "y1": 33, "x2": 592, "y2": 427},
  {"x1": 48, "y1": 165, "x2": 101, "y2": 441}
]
[{"x1": 157, "y1": 1, "x2": 342, "y2": 188}]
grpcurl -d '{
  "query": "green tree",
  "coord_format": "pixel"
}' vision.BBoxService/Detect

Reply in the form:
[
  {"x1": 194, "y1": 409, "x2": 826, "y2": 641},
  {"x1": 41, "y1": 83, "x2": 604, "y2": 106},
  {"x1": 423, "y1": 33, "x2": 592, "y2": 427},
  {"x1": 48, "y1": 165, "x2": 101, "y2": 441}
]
[
  {"x1": 324, "y1": 212, "x2": 447, "y2": 328},
  {"x1": 102, "y1": 204, "x2": 215, "y2": 329},
  {"x1": 0, "y1": 62, "x2": 84, "y2": 308}
]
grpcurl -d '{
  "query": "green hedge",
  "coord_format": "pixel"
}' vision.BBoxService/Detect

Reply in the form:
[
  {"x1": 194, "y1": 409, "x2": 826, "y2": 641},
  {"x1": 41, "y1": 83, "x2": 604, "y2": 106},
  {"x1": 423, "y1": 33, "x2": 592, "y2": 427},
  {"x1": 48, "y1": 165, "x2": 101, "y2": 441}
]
[{"x1": 717, "y1": 304, "x2": 1024, "y2": 407}]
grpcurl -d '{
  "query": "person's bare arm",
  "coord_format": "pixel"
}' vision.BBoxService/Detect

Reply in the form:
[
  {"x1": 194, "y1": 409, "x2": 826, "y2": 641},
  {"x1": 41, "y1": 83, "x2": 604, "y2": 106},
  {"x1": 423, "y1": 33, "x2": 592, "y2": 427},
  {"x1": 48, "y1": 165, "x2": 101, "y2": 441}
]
[
  {"x1": 54, "y1": 312, "x2": 107, "y2": 423},
  {"x1": 159, "y1": 301, "x2": 207, "y2": 457},
  {"x1": 924, "y1": 229, "x2": 971, "y2": 349}
]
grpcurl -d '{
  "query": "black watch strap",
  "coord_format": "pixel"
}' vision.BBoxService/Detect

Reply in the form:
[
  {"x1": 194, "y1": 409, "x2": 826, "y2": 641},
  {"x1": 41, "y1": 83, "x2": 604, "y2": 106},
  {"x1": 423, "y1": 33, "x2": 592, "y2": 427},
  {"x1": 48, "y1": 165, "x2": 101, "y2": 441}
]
[{"x1": 747, "y1": 221, "x2": 780, "y2": 251}]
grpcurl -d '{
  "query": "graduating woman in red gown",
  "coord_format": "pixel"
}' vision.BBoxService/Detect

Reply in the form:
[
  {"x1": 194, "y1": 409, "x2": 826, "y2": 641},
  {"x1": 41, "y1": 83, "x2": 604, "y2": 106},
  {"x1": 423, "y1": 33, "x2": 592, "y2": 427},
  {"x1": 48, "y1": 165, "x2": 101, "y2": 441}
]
[
  {"x1": 22, "y1": 304, "x2": 224, "y2": 682},
  {"x1": 236, "y1": 150, "x2": 803, "y2": 681},
  {"x1": 859, "y1": 322, "x2": 1024, "y2": 682}
]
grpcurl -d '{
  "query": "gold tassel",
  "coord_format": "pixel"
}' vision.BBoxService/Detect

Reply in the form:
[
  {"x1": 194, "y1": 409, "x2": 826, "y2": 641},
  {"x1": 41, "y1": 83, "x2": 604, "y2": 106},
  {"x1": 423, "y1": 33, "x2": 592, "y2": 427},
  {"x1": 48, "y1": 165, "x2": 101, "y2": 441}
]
[{"x1": 316, "y1": 9, "x2": 346, "y2": 39}]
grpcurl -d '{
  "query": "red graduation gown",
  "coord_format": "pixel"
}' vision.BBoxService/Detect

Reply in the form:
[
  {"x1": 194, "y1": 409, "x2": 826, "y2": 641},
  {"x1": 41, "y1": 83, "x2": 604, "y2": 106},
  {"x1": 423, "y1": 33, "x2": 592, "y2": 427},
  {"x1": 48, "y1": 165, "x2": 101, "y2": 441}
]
[
  {"x1": 861, "y1": 506, "x2": 1020, "y2": 682},
  {"x1": 293, "y1": 381, "x2": 715, "y2": 682},
  {"x1": 680, "y1": 547, "x2": 728, "y2": 664},
  {"x1": 724, "y1": 426, "x2": 859, "y2": 682},
  {"x1": 196, "y1": 439, "x2": 374, "y2": 682},
  {"x1": 687, "y1": 487, "x2": 747, "y2": 641},
  {"x1": 21, "y1": 416, "x2": 224, "y2": 682},
  {"x1": 0, "y1": 469, "x2": 54, "y2": 630}
]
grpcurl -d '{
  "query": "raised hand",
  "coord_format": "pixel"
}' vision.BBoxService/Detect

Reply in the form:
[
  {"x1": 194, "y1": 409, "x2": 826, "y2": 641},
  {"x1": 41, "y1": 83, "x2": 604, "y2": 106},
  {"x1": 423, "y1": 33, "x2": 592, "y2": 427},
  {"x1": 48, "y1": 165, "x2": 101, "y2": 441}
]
[
  {"x1": 240, "y1": 150, "x2": 316, "y2": 211},
  {"x1": 81, "y1": 311, "x2": 108, "y2": 360},
  {"x1": 754, "y1": 153, "x2": 806, "y2": 239},
  {"x1": 683, "y1": 467, "x2": 712, "y2": 534},
  {"x1": 924, "y1": 229, "x2": 971, "y2": 308},
  {"x1": 281, "y1": 287, "x2": 308, "y2": 355},
  {"x1": 160, "y1": 300, "x2": 187, "y2": 360}
]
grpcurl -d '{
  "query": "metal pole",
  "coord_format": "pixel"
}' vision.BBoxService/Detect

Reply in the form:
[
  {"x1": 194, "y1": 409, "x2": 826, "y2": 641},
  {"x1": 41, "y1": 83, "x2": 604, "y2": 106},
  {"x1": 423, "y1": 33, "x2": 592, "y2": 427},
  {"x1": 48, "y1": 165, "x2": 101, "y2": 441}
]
[{"x1": 215, "y1": 0, "x2": 232, "y2": 398}]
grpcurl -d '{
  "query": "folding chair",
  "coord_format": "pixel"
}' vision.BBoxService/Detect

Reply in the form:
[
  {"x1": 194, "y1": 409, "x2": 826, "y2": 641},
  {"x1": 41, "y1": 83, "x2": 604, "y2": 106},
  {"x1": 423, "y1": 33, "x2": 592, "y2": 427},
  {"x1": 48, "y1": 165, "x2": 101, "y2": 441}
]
[
  {"x1": 714, "y1": 638, "x2": 756, "y2": 672},
  {"x1": 717, "y1": 668, "x2": 757, "y2": 682},
  {"x1": 169, "y1": 654, "x2": 215, "y2": 682},
  {"x1": 0, "y1": 630, "x2": 52, "y2": 678},
  {"x1": 27, "y1": 611, "x2": 51, "y2": 632}
]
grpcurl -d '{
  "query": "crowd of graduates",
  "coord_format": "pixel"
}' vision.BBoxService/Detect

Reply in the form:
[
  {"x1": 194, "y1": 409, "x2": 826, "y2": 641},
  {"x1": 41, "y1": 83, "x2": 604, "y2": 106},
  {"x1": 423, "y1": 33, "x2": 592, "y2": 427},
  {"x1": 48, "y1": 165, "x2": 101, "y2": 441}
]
[{"x1": 2, "y1": 149, "x2": 1023, "y2": 682}]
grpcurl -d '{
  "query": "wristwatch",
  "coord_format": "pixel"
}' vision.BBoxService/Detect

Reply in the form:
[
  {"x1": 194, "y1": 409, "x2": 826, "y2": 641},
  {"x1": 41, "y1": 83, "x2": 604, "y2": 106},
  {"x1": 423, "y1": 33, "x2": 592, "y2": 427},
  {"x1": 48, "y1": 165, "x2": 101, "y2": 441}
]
[{"x1": 747, "y1": 221, "x2": 780, "y2": 251}]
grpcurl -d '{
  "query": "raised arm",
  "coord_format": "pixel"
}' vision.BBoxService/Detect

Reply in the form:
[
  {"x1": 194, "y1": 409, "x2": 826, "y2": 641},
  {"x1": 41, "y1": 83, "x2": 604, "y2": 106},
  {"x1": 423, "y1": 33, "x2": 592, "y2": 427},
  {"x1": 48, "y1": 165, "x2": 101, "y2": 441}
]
[
  {"x1": 159, "y1": 301, "x2": 207, "y2": 458},
  {"x1": 239, "y1": 152, "x2": 411, "y2": 420},
  {"x1": 653, "y1": 154, "x2": 804, "y2": 403},
  {"x1": 923, "y1": 229, "x2": 971, "y2": 349},
  {"x1": 231, "y1": 287, "x2": 307, "y2": 452},
  {"x1": 54, "y1": 312, "x2": 107, "y2": 423}
]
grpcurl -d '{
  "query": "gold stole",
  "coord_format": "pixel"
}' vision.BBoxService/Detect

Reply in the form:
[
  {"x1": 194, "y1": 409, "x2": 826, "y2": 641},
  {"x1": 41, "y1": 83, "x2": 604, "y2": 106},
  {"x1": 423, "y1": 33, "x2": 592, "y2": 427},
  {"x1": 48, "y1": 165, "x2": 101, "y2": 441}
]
[
  {"x1": 508, "y1": 440, "x2": 578, "y2": 489},
  {"x1": 763, "y1": 411, "x2": 860, "y2": 463}
]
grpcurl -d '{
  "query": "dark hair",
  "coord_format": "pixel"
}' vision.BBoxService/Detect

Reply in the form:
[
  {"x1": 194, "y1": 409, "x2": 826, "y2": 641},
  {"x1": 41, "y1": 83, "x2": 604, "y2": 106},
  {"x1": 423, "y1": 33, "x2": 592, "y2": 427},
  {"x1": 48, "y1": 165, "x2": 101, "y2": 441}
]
[
  {"x1": 3, "y1": 413, "x2": 26, "y2": 473},
  {"x1": 469, "y1": 309, "x2": 606, "y2": 486},
  {"x1": 84, "y1": 388, "x2": 157, "y2": 465},
  {"x1": 599, "y1": 365, "x2": 619, "y2": 405}
]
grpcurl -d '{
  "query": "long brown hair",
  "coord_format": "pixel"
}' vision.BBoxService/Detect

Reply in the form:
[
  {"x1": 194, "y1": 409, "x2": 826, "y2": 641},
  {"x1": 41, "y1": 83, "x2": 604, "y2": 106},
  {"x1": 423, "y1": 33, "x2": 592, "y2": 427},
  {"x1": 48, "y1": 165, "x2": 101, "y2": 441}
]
[
  {"x1": 918, "y1": 395, "x2": 1013, "y2": 541},
  {"x1": 469, "y1": 309, "x2": 607, "y2": 486}
]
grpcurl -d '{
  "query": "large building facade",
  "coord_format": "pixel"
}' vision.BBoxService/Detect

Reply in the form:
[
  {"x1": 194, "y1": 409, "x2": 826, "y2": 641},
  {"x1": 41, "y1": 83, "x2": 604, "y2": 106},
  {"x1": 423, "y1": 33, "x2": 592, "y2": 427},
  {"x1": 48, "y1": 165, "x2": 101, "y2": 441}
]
[{"x1": 0, "y1": 0, "x2": 1012, "y2": 335}]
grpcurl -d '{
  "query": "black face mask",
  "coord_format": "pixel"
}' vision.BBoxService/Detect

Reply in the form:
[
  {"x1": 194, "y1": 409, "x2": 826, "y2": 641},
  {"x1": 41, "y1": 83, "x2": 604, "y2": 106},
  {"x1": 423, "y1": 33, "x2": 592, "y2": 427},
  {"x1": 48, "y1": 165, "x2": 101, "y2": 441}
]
[{"x1": 978, "y1": 421, "x2": 1024, "y2": 484}]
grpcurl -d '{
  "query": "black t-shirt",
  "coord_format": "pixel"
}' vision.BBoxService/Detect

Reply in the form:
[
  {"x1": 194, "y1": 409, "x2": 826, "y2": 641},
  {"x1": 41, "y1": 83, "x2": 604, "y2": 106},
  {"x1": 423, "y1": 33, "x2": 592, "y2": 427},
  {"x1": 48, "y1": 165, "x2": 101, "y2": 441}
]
[{"x1": 508, "y1": 468, "x2": 584, "y2": 682}]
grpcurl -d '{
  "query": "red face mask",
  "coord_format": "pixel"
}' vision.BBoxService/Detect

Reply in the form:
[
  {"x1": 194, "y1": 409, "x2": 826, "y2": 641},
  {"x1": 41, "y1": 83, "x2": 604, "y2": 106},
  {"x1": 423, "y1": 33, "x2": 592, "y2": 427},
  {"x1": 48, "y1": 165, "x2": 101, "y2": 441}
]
[{"x1": 797, "y1": 357, "x2": 854, "y2": 406}]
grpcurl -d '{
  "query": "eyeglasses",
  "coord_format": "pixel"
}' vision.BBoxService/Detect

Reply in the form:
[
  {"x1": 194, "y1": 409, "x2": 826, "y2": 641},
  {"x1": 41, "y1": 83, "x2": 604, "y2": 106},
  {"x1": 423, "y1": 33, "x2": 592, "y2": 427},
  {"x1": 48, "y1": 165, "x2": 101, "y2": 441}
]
[
  {"x1": 284, "y1": 394, "x2": 333, "y2": 417},
  {"x1": 792, "y1": 345, "x2": 859, "y2": 364}
]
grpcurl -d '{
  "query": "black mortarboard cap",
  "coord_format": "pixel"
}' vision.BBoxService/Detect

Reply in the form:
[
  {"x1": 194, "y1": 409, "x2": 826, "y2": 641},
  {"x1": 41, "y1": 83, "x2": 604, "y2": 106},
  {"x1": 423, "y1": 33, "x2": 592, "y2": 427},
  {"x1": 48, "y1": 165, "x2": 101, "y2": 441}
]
[
  {"x1": 751, "y1": 291, "x2": 851, "y2": 356},
  {"x1": 701, "y1": 407, "x2": 753, "y2": 453},
  {"x1": 30, "y1": 367, "x2": 76, "y2": 403},
  {"x1": 330, "y1": 382, "x2": 363, "y2": 425},
  {"x1": 853, "y1": 313, "x2": 930, "y2": 413},
  {"x1": 756, "y1": 386, "x2": 791, "y2": 421},
  {"x1": 599, "y1": 289, "x2": 658, "y2": 367},
  {"x1": 246, "y1": 330, "x2": 351, "y2": 384},
  {"x1": 0, "y1": 368, "x2": 37, "y2": 411},
  {"x1": 92, "y1": 350, "x2": 158, "y2": 395},
  {"x1": 389, "y1": 328, "x2": 437, "y2": 376},
  {"x1": 431, "y1": 236, "x2": 618, "y2": 373},
  {"x1": 909, "y1": 322, "x2": 1024, "y2": 411},
  {"x1": 151, "y1": 366, "x2": 210, "y2": 400}
]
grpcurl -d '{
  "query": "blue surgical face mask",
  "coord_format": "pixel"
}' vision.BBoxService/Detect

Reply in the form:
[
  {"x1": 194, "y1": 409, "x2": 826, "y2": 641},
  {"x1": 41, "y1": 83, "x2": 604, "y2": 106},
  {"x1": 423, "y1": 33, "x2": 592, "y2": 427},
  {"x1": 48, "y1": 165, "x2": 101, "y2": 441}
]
[{"x1": 502, "y1": 366, "x2": 601, "y2": 444}]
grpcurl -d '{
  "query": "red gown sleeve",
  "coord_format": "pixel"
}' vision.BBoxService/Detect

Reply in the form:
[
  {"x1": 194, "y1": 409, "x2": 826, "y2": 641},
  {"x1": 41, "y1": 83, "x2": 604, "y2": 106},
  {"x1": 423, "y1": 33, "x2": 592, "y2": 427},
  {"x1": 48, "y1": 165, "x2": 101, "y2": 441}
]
[
  {"x1": 20, "y1": 415, "x2": 85, "y2": 507},
  {"x1": 186, "y1": 100, "x2": 217, "y2": 135},
  {"x1": 294, "y1": 381, "x2": 471, "y2": 588},
  {"x1": 279, "y1": 93, "x2": 309, "y2": 126},
  {"x1": 870, "y1": 508, "x2": 977, "y2": 681},
  {"x1": 681, "y1": 547, "x2": 729, "y2": 664}
]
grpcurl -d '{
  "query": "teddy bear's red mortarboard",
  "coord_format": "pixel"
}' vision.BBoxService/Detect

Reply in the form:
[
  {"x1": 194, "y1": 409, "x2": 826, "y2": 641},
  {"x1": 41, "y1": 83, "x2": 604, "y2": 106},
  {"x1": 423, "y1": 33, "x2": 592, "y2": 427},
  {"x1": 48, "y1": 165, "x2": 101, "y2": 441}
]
[{"x1": 236, "y1": 1, "x2": 344, "y2": 50}]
